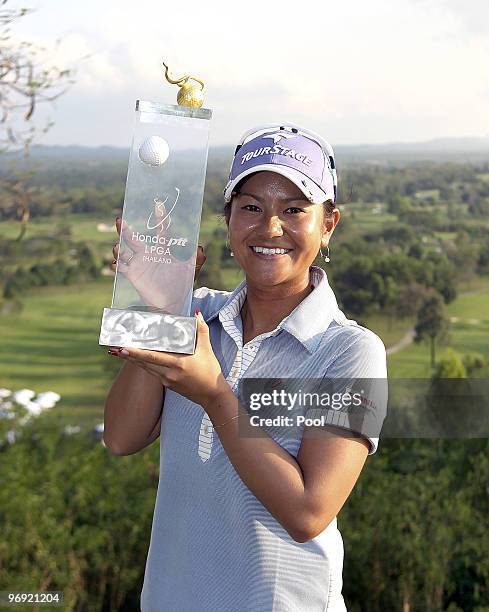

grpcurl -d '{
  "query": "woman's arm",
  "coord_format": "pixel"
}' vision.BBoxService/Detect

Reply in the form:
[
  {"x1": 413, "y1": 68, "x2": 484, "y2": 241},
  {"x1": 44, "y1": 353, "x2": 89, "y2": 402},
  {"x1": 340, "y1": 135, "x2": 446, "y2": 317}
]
[
  {"x1": 103, "y1": 218, "x2": 207, "y2": 456},
  {"x1": 103, "y1": 360, "x2": 164, "y2": 455},
  {"x1": 204, "y1": 387, "x2": 369, "y2": 543},
  {"x1": 205, "y1": 332, "x2": 386, "y2": 542}
]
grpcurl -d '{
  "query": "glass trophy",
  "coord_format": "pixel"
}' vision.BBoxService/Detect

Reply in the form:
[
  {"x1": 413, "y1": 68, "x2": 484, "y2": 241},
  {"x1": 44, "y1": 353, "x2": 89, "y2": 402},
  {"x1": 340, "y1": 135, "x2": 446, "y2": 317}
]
[{"x1": 99, "y1": 64, "x2": 211, "y2": 354}]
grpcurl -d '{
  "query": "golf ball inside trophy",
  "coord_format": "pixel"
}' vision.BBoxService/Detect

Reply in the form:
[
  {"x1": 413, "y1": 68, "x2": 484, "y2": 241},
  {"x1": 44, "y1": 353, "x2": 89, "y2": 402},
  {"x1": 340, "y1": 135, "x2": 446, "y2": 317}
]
[{"x1": 138, "y1": 136, "x2": 170, "y2": 167}]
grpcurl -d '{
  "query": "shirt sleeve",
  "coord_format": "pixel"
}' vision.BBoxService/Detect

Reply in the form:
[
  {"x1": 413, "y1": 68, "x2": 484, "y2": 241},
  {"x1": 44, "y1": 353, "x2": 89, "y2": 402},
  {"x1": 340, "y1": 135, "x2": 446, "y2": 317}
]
[
  {"x1": 308, "y1": 329, "x2": 388, "y2": 455},
  {"x1": 191, "y1": 286, "x2": 230, "y2": 321}
]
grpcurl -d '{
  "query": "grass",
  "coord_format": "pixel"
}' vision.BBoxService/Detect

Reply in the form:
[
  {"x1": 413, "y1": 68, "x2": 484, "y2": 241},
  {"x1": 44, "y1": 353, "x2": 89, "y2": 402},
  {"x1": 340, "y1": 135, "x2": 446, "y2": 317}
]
[
  {"x1": 447, "y1": 290, "x2": 489, "y2": 319},
  {"x1": 0, "y1": 268, "x2": 244, "y2": 431},
  {"x1": 434, "y1": 231, "x2": 457, "y2": 242},
  {"x1": 387, "y1": 288, "x2": 489, "y2": 377},
  {"x1": 362, "y1": 313, "x2": 414, "y2": 349},
  {"x1": 0, "y1": 277, "x2": 117, "y2": 430},
  {"x1": 414, "y1": 189, "x2": 440, "y2": 200},
  {"x1": 1, "y1": 280, "x2": 488, "y2": 429},
  {"x1": 0, "y1": 213, "x2": 230, "y2": 245},
  {"x1": 2, "y1": 208, "x2": 488, "y2": 425},
  {"x1": 457, "y1": 275, "x2": 489, "y2": 293},
  {"x1": 341, "y1": 202, "x2": 399, "y2": 234},
  {"x1": 0, "y1": 214, "x2": 230, "y2": 268},
  {"x1": 0, "y1": 214, "x2": 118, "y2": 246}
]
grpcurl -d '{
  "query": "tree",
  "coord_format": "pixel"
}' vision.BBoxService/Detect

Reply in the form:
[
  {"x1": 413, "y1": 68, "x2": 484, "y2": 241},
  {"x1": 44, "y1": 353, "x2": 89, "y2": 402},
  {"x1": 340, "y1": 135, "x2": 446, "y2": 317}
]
[
  {"x1": 462, "y1": 353, "x2": 489, "y2": 377},
  {"x1": 0, "y1": 0, "x2": 75, "y2": 153},
  {"x1": 0, "y1": 171, "x2": 38, "y2": 240},
  {"x1": 386, "y1": 194, "x2": 411, "y2": 216},
  {"x1": 395, "y1": 282, "x2": 429, "y2": 320},
  {"x1": 449, "y1": 231, "x2": 480, "y2": 288},
  {"x1": 433, "y1": 348, "x2": 467, "y2": 379},
  {"x1": 414, "y1": 293, "x2": 450, "y2": 368},
  {"x1": 0, "y1": 0, "x2": 77, "y2": 239},
  {"x1": 379, "y1": 276, "x2": 399, "y2": 331},
  {"x1": 196, "y1": 238, "x2": 223, "y2": 289}
]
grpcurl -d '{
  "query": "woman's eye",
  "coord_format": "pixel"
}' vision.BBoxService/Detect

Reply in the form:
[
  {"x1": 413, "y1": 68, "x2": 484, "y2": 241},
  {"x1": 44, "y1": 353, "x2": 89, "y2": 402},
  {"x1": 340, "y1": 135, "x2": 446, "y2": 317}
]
[
  {"x1": 242, "y1": 204, "x2": 261, "y2": 212},
  {"x1": 285, "y1": 207, "x2": 305, "y2": 214}
]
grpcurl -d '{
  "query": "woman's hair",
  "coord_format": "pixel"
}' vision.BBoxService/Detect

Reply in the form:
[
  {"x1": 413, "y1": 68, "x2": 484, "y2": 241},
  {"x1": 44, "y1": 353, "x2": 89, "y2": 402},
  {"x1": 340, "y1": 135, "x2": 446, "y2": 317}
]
[{"x1": 223, "y1": 177, "x2": 336, "y2": 226}]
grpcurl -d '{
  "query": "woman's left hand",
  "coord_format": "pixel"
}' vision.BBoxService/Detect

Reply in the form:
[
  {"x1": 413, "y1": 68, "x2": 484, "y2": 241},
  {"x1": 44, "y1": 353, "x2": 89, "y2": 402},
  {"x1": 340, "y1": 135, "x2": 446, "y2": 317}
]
[{"x1": 113, "y1": 311, "x2": 228, "y2": 408}]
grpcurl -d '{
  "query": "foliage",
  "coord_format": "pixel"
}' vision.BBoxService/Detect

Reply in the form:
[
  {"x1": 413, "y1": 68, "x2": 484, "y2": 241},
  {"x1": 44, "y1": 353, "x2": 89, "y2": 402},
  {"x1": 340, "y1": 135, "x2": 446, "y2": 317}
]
[
  {"x1": 0, "y1": 0, "x2": 78, "y2": 241},
  {"x1": 433, "y1": 349, "x2": 467, "y2": 379},
  {"x1": 0, "y1": 0, "x2": 76, "y2": 153},
  {"x1": 2, "y1": 242, "x2": 101, "y2": 300},
  {"x1": 196, "y1": 231, "x2": 224, "y2": 288},
  {"x1": 1, "y1": 423, "x2": 488, "y2": 611},
  {"x1": 342, "y1": 439, "x2": 489, "y2": 611},
  {"x1": 414, "y1": 292, "x2": 450, "y2": 367},
  {"x1": 0, "y1": 419, "x2": 158, "y2": 611}
]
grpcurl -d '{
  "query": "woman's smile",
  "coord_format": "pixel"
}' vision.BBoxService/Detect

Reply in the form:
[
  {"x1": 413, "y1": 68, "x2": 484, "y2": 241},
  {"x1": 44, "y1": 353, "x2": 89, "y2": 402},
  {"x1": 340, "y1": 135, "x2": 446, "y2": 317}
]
[{"x1": 248, "y1": 245, "x2": 293, "y2": 258}]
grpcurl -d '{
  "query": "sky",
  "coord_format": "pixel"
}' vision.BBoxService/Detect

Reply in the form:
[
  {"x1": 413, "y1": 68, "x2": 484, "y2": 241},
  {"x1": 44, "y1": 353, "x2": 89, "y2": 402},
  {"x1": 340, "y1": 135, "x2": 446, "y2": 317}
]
[{"x1": 7, "y1": 0, "x2": 489, "y2": 149}]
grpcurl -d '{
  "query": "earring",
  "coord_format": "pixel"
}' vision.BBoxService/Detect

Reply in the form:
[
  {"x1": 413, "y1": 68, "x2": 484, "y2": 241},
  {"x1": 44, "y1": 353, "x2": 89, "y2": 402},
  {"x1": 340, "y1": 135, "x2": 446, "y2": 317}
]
[
  {"x1": 320, "y1": 246, "x2": 330, "y2": 263},
  {"x1": 226, "y1": 236, "x2": 234, "y2": 257}
]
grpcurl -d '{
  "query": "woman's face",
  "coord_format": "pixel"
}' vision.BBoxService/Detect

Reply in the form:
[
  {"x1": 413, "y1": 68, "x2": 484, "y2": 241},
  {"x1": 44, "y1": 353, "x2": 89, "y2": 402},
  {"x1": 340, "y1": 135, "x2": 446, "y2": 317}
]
[{"x1": 227, "y1": 171, "x2": 339, "y2": 289}]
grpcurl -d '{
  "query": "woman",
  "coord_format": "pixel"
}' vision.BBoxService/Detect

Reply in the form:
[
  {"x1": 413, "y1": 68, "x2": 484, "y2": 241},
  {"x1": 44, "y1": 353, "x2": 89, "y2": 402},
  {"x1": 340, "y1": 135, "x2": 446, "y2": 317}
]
[{"x1": 104, "y1": 123, "x2": 387, "y2": 611}]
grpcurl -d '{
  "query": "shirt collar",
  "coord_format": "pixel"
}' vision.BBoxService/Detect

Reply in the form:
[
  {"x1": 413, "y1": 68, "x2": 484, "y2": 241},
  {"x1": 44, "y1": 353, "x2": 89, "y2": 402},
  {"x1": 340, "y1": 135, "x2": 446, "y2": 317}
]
[{"x1": 204, "y1": 265, "x2": 338, "y2": 354}]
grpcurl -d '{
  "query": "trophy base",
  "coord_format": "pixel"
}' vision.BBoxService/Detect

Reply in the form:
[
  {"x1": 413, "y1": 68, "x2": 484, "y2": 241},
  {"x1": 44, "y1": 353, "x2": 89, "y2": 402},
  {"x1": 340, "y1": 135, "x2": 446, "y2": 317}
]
[{"x1": 99, "y1": 307, "x2": 197, "y2": 354}]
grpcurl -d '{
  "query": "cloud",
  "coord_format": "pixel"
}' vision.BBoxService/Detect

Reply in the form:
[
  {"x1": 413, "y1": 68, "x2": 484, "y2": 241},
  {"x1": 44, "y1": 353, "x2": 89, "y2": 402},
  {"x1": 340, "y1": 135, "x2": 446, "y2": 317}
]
[
  {"x1": 7, "y1": 0, "x2": 489, "y2": 146},
  {"x1": 409, "y1": 0, "x2": 489, "y2": 36}
]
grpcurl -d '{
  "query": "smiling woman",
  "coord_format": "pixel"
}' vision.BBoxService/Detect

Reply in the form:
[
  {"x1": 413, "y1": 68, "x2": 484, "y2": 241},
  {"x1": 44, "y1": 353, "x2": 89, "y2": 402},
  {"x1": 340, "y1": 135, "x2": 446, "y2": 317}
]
[
  {"x1": 225, "y1": 172, "x2": 338, "y2": 298},
  {"x1": 104, "y1": 123, "x2": 388, "y2": 612}
]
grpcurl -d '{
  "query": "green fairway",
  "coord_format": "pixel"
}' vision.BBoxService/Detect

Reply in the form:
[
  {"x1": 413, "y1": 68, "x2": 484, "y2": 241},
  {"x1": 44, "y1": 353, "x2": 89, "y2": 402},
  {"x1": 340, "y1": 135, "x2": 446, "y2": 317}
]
[
  {"x1": 414, "y1": 189, "x2": 440, "y2": 200},
  {"x1": 0, "y1": 214, "x2": 119, "y2": 246},
  {"x1": 446, "y1": 290, "x2": 489, "y2": 320},
  {"x1": 2, "y1": 283, "x2": 486, "y2": 416},
  {"x1": 1, "y1": 247, "x2": 487, "y2": 431},
  {"x1": 362, "y1": 313, "x2": 414, "y2": 349},
  {"x1": 0, "y1": 213, "x2": 230, "y2": 256},
  {"x1": 388, "y1": 289, "x2": 489, "y2": 377},
  {"x1": 0, "y1": 270, "x2": 243, "y2": 432},
  {"x1": 341, "y1": 202, "x2": 398, "y2": 233},
  {"x1": 0, "y1": 277, "x2": 117, "y2": 430}
]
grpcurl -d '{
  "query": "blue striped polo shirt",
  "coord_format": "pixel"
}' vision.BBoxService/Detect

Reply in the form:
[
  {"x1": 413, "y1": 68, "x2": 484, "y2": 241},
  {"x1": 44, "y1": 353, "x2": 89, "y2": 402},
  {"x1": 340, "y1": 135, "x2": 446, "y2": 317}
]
[{"x1": 140, "y1": 266, "x2": 387, "y2": 612}]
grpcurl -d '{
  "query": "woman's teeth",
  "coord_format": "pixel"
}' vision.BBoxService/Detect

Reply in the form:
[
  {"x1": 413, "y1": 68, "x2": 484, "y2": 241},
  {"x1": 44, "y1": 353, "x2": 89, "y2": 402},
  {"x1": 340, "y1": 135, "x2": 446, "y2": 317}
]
[{"x1": 251, "y1": 247, "x2": 291, "y2": 255}]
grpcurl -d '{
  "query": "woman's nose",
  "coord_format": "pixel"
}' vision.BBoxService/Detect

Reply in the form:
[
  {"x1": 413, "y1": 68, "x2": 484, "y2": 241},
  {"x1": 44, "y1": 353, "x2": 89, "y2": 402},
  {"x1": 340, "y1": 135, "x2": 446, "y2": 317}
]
[{"x1": 260, "y1": 215, "x2": 284, "y2": 237}]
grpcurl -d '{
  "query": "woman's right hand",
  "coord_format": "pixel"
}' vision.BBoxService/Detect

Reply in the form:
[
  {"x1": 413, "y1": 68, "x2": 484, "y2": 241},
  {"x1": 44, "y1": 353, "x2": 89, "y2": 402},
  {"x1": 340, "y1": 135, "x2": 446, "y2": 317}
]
[{"x1": 109, "y1": 215, "x2": 206, "y2": 311}]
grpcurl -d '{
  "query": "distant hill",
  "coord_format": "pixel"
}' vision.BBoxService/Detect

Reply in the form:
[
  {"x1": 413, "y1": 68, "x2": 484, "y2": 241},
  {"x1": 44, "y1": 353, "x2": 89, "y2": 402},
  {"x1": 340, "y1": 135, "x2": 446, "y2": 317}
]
[
  {"x1": 2, "y1": 137, "x2": 489, "y2": 169},
  {"x1": 334, "y1": 137, "x2": 489, "y2": 165},
  {"x1": 1, "y1": 145, "x2": 129, "y2": 164}
]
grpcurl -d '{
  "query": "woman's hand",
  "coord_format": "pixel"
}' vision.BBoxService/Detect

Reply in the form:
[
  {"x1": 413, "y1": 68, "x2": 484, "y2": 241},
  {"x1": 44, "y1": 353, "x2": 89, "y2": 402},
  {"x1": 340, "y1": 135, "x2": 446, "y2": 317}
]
[
  {"x1": 112, "y1": 312, "x2": 229, "y2": 408},
  {"x1": 110, "y1": 214, "x2": 206, "y2": 311}
]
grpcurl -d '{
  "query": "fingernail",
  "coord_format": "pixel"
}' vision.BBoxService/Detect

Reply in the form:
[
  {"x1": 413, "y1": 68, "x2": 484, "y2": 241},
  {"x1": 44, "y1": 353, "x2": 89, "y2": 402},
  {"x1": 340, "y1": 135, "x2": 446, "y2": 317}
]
[
  {"x1": 195, "y1": 308, "x2": 200, "y2": 316},
  {"x1": 119, "y1": 348, "x2": 129, "y2": 356},
  {"x1": 107, "y1": 349, "x2": 118, "y2": 356}
]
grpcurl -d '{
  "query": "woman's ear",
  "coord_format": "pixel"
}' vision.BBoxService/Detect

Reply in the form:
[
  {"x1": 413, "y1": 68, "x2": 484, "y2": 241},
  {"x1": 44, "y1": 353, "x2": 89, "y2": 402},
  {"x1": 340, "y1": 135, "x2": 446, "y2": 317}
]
[{"x1": 321, "y1": 208, "x2": 341, "y2": 246}]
